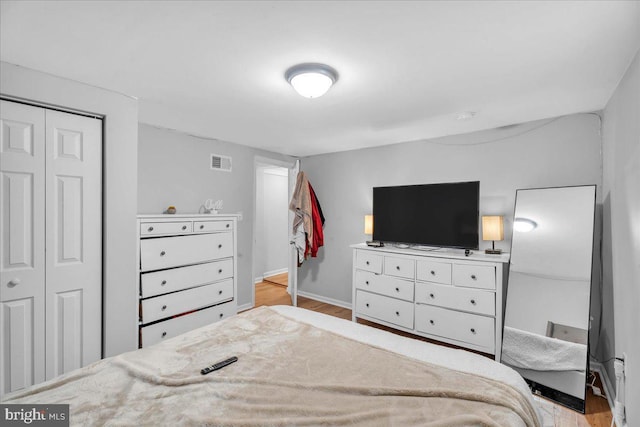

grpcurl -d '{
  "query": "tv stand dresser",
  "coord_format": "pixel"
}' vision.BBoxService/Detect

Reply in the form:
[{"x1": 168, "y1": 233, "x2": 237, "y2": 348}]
[{"x1": 351, "y1": 243, "x2": 509, "y2": 360}]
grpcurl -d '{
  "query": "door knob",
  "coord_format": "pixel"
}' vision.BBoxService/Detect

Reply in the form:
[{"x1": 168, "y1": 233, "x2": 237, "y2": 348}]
[{"x1": 7, "y1": 278, "x2": 21, "y2": 287}]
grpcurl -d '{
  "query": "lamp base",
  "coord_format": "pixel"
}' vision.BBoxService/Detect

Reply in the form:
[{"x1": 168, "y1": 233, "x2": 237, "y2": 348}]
[{"x1": 485, "y1": 249, "x2": 502, "y2": 254}]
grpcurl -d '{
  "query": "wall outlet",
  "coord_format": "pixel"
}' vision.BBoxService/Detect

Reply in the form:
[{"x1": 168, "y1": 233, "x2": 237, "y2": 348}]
[{"x1": 238, "y1": 211, "x2": 243, "y2": 221}]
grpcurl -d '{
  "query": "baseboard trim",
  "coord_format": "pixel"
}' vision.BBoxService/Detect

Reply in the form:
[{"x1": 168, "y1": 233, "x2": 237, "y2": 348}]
[
  {"x1": 263, "y1": 268, "x2": 288, "y2": 278},
  {"x1": 590, "y1": 360, "x2": 617, "y2": 423},
  {"x1": 254, "y1": 276, "x2": 263, "y2": 284},
  {"x1": 296, "y1": 290, "x2": 352, "y2": 310}
]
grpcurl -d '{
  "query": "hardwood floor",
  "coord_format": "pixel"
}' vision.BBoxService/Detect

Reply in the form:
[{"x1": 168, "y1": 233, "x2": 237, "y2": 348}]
[
  {"x1": 252, "y1": 279, "x2": 613, "y2": 427},
  {"x1": 263, "y1": 272, "x2": 288, "y2": 287}
]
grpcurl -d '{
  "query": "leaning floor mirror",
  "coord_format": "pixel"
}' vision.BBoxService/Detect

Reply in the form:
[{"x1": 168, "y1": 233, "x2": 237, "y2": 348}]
[{"x1": 502, "y1": 185, "x2": 596, "y2": 412}]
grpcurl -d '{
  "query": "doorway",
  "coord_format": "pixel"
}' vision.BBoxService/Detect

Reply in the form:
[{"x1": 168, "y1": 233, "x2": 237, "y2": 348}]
[{"x1": 252, "y1": 157, "x2": 298, "y2": 309}]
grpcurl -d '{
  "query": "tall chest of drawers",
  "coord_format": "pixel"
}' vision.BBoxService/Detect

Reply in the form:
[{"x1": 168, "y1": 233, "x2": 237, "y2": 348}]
[
  {"x1": 137, "y1": 214, "x2": 239, "y2": 348},
  {"x1": 351, "y1": 244, "x2": 509, "y2": 360}
]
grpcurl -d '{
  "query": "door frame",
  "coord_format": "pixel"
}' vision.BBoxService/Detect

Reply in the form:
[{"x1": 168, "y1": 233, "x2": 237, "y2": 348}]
[{"x1": 251, "y1": 156, "x2": 298, "y2": 309}]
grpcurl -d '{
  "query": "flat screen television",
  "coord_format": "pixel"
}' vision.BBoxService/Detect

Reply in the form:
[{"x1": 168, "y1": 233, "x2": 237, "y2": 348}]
[{"x1": 372, "y1": 181, "x2": 479, "y2": 249}]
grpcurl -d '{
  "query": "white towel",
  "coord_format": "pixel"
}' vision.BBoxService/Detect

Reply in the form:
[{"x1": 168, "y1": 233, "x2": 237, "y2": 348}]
[{"x1": 502, "y1": 326, "x2": 587, "y2": 371}]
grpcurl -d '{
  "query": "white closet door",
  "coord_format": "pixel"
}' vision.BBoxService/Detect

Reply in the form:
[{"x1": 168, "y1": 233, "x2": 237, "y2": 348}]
[
  {"x1": 0, "y1": 100, "x2": 46, "y2": 395},
  {"x1": 45, "y1": 109, "x2": 102, "y2": 379}
]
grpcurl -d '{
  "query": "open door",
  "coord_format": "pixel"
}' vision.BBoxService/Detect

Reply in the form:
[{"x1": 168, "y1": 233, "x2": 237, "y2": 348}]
[
  {"x1": 287, "y1": 160, "x2": 300, "y2": 306},
  {"x1": 252, "y1": 156, "x2": 298, "y2": 309}
]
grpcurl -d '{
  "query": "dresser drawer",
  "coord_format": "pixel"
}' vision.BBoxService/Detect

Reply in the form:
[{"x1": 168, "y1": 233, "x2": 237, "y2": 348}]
[
  {"x1": 140, "y1": 301, "x2": 236, "y2": 348},
  {"x1": 140, "y1": 258, "x2": 234, "y2": 298},
  {"x1": 415, "y1": 304, "x2": 495, "y2": 350},
  {"x1": 354, "y1": 270, "x2": 414, "y2": 302},
  {"x1": 355, "y1": 290, "x2": 413, "y2": 329},
  {"x1": 140, "y1": 232, "x2": 233, "y2": 272},
  {"x1": 415, "y1": 282, "x2": 495, "y2": 316},
  {"x1": 384, "y1": 256, "x2": 415, "y2": 279},
  {"x1": 141, "y1": 279, "x2": 233, "y2": 324},
  {"x1": 355, "y1": 251, "x2": 383, "y2": 274},
  {"x1": 193, "y1": 220, "x2": 233, "y2": 233},
  {"x1": 140, "y1": 221, "x2": 192, "y2": 236},
  {"x1": 453, "y1": 264, "x2": 496, "y2": 290},
  {"x1": 416, "y1": 259, "x2": 452, "y2": 285}
]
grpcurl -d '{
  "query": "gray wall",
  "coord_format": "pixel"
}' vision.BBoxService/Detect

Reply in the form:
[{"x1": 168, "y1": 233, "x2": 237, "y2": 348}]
[
  {"x1": 1, "y1": 61, "x2": 139, "y2": 357},
  {"x1": 298, "y1": 113, "x2": 603, "y2": 306},
  {"x1": 603, "y1": 47, "x2": 640, "y2": 426},
  {"x1": 137, "y1": 124, "x2": 294, "y2": 309}
]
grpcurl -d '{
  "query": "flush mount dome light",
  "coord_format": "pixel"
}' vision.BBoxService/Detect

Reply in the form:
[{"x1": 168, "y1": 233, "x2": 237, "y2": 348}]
[{"x1": 285, "y1": 63, "x2": 338, "y2": 98}]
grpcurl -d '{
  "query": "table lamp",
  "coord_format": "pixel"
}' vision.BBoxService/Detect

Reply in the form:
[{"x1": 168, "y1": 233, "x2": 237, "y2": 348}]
[{"x1": 482, "y1": 215, "x2": 504, "y2": 254}]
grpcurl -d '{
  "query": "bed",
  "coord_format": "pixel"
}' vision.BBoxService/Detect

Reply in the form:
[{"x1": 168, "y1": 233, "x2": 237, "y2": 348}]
[{"x1": 2, "y1": 306, "x2": 542, "y2": 426}]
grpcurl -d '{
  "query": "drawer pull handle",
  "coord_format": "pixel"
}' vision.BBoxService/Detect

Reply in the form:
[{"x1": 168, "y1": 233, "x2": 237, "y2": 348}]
[
  {"x1": 182, "y1": 225, "x2": 187, "y2": 230},
  {"x1": 366, "y1": 261, "x2": 370, "y2": 265},
  {"x1": 430, "y1": 270, "x2": 436, "y2": 275},
  {"x1": 395, "y1": 311, "x2": 400, "y2": 316},
  {"x1": 218, "y1": 244, "x2": 223, "y2": 249},
  {"x1": 218, "y1": 269, "x2": 223, "y2": 274},
  {"x1": 162, "y1": 305, "x2": 167, "y2": 310},
  {"x1": 471, "y1": 274, "x2": 477, "y2": 280},
  {"x1": 161, "y1": 280, "x2": 167, "y2": 286},
  {"x1": 429, "y1": 293, "x2": 435, "y2": 298},
  {"x1": 8, "y1": 278, "x2": 21, "y2": 287},
  {"x1": 226, "y1": 224, "x2": 230, "y2": 228},
  {"x1": 218, "y1": 290, "x2": 223, "y2": 295},
  {"x1": 200, "y1": 225, "x2": 205, "y2": 229},
  {"x1": 148, "y1": 226, "x2": 154, "y2": 232},
  {"x1": 365, "y1": 281, "x2": 369, "y2": 285},
  {"x1": 366, "y1": 303, "x2": 370, "y2": 308},
  {"x1": 470, "y1": 328, "x2": 476, "y2": 334},
  {"x1": 429, "y1": 320, "x2": 435, "y2": 325},
  {"x1": 161, "y1": 332, "x2": 167, "y2": 338},
  {"x1": 470, "y1": 299, "x2": 476, "y2": 305},
  {"x1": 219, "y1": 313, "x2": 224, "y2": 318},
  {"x1": 396, "y1": 266, "x2": 400, "y2": 270},
  {"x1": 395, "y1": 287, "x2": 399, "y2": 292},
  {"x1": 160, "y1": 251, "x2": 166, "y2": 256}
]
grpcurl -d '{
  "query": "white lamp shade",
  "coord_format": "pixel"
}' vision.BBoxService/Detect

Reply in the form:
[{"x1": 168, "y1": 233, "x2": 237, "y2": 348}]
[
  {"x1": 482, "y1": 216, "x2": 504, "y2": 241},
  {"x1": 364, "y1": 215, "x2": 374, "y2": 235},
  {"x1": 290, "y1": 72, "x2": 334, "y2": 98}
]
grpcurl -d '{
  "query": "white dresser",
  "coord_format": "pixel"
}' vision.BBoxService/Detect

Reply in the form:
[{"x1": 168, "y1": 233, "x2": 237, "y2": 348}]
[
  {"x1": 137, "y1": 214, "x2": 239, "y2": 348},
  {"x1": 351, "y1": 244, "x2": 509, "y2": 360}
]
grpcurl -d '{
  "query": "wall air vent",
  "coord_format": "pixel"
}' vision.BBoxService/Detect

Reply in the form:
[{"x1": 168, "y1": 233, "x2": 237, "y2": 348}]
[{"x1": 210, "y1": 154, "x2": 232, "y2": 172}]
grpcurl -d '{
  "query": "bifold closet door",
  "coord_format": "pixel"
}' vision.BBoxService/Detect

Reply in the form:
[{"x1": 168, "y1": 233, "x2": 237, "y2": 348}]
[
  {"x1": 44, "y1": 109, "x2": 102, "y2": 380},
  {"x1": 1, "y1": 100, "x2": 102, "y2": 395},
  {"x1": 0, "y1": 101, "x2": 46, "y2": 396}
]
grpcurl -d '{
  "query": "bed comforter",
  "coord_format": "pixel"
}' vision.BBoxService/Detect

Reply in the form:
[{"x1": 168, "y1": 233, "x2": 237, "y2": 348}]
[{"x1": 3, "y1": 307, "x2": 540, "y2": 426}]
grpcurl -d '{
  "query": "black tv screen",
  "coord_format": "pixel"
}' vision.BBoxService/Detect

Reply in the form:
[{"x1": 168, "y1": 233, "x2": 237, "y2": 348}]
[{"x1": 372, "y1": 181, "x2": 479, "y2": 249}]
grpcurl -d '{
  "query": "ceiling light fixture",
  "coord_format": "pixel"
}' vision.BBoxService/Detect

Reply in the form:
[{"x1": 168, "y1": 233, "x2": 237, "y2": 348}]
[{"x1": 285, "y1": 63, "x2": 338, "y2": 98}]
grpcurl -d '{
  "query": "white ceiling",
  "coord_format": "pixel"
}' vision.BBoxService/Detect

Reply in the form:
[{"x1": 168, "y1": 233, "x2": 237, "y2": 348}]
[{"x1": 1, "y1": 1, "x2": 639, "y2": 157}]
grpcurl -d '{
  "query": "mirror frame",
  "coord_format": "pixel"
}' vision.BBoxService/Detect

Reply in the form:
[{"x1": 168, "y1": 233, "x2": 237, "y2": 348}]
[{"x1": 502, "y1": 184, "x2": 597, "y2": 413}]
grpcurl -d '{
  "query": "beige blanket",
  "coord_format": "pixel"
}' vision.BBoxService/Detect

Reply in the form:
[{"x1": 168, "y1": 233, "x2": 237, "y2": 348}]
[{"x1": 4, "y1": 307, "x2": 539, "y2": 426}]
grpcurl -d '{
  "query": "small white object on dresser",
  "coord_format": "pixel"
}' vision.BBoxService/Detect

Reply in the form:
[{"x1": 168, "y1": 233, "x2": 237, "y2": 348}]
[
  {"x1": 137, "y1": 214, "x2": 239, "y2": 348},
  {"x1": 351, "y1": 243, "x2": 509, "y2": 360}
]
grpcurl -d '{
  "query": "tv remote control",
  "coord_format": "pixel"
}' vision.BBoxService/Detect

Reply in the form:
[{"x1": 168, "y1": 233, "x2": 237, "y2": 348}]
[{"x1": 201, "y1": 356, "x2": 238, "y2": 375}]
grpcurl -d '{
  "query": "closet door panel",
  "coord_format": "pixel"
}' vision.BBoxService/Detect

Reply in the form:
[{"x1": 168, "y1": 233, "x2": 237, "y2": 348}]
[
  {"x1": 0, "y1": 298, "x2": 38, "y2": 396},
  {"x1": 0, "y1": 100, "x2": 46, "y2": 395},
  {"x1": 45, "y1": 109, "x2": 102, "y2": 380}
]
